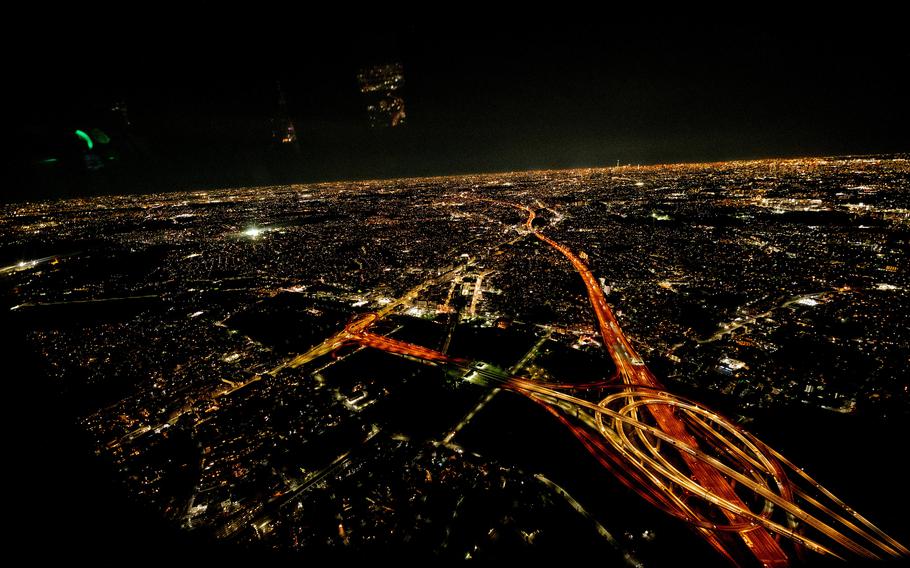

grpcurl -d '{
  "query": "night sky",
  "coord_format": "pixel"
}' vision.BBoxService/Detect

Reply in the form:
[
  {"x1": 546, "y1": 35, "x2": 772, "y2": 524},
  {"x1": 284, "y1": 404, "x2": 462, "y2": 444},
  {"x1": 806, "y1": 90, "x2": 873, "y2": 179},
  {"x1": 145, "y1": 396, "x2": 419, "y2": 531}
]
[{"x1": 9, "y1": 16, "x2": 909, "y2": 202}]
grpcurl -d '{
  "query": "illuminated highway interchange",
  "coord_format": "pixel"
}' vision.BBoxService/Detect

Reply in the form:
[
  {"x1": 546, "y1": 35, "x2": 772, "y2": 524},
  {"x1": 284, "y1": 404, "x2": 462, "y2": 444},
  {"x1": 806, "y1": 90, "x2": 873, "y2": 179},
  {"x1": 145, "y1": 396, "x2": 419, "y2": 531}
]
[{"x1": 3, "y1": 155, "x2": 909, "y2": 565}]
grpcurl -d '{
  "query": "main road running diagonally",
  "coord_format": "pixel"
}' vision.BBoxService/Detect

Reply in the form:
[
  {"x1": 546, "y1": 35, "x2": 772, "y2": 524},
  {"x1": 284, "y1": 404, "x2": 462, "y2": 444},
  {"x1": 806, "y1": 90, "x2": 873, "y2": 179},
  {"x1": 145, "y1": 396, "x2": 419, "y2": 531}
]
[{"x1": 511, "y1": 201, "x2": 790, "y2": 565}]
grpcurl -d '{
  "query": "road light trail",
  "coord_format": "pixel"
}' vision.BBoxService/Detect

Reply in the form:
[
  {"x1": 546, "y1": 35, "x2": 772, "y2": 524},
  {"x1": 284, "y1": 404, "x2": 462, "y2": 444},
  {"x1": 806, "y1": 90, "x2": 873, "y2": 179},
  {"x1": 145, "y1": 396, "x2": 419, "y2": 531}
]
[{"x1": 505, "y1": 201, "x2": 789, "y2": 565}]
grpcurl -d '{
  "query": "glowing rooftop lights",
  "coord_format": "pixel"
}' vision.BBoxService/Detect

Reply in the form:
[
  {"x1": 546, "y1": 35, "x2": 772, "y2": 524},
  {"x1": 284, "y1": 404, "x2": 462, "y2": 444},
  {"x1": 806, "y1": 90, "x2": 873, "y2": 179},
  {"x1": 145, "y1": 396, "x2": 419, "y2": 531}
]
[
  {"x1": 241, "y1": 226, "x2": 266, "y2": 239},
  {"x1": 236, "y1": 225, "x2": 283, "y2": 240}
]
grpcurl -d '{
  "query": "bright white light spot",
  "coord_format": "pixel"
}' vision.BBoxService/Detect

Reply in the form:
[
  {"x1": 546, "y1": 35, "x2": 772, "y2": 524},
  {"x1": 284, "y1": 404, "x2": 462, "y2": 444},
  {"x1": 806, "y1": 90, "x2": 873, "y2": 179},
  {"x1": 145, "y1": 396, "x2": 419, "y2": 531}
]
[
  {"x1": 720, "y1": 357, "x2": 747, "y2": 370},
  {"x1": 242, "y1": 227, "x2": 265, "y2": 239}
]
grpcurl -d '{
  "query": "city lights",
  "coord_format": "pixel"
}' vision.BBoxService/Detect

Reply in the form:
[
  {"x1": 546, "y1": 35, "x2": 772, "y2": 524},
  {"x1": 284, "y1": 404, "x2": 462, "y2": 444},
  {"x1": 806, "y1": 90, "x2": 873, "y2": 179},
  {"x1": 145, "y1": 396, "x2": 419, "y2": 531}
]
[{"x1": 6, "y1": 156, "x2": 908, "y2": 564}]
